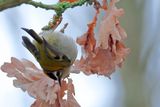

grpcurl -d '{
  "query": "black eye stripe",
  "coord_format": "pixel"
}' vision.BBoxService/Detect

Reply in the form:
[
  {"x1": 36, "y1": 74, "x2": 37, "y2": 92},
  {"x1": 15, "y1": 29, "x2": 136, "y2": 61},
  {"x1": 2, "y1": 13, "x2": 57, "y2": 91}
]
[
  {"x1": 62, "y1": 55, "x2": 66, "y2": 59},
  {"x1": 54, "y1": 56, "x2": 60, "y2": 59}
]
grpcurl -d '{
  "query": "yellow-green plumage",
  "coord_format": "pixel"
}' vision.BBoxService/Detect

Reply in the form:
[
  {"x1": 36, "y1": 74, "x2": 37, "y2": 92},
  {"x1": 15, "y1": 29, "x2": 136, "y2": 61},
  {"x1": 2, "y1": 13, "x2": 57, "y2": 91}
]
[
  {"x1": 33, "y1": 31, "x2": 77, "y2": 72},
  {"x1": 22, "y1": 28, "x2": 77, "y2": 82}
]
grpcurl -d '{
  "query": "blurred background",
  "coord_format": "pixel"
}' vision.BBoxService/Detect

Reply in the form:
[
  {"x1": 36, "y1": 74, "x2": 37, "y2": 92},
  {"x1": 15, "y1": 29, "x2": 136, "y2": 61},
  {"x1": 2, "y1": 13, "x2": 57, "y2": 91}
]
[{"x1": 0, "y1": 0, "x2": 160, "y2": 107}]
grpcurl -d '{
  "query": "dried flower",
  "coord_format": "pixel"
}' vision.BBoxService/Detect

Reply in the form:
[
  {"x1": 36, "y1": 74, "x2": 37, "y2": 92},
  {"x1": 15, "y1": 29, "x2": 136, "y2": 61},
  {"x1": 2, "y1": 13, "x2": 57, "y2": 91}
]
[
  {"x1": 1, "y1": 57, "x2": 80, "y2": 107},
  {"x1": 73, "y1": 0, "x2": 129, "y2": 78}
]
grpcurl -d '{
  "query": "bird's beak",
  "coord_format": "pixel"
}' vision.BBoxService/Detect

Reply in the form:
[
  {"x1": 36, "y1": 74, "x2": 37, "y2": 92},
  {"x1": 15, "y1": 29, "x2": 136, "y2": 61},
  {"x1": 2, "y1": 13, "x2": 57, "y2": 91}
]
[{"x1": 58, "y1": 76, "x2": 61, "y2": 86}]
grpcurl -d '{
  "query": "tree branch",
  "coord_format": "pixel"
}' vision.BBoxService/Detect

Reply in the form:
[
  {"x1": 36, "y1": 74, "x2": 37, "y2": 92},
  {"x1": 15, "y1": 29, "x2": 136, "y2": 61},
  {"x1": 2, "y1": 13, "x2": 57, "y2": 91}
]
[
  {"x1": 26, "y1": 0, "x2": 88, "y2": 30},
  {"x1": 25, "y1": 1, "x2": 58, "y2": 11},
  {"x1": 26, "y1": 0, "x2": 87, "y2": 15},
  {"x1": 0, "y1": 0, "x2": 88, "y2": 12},
  {"x1": 0, "y1": 0, "x2": 30, "y2": 11},
  {"x1": 0, "y1": 0, "x2": 91, "y2": 30}
]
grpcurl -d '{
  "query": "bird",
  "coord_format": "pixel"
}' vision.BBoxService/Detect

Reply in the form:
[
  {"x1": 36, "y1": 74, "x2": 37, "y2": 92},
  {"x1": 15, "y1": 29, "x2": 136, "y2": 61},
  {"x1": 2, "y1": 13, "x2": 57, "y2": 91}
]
[{"x1": 21, "y1": 28, "x2": 77, "y2": 85}]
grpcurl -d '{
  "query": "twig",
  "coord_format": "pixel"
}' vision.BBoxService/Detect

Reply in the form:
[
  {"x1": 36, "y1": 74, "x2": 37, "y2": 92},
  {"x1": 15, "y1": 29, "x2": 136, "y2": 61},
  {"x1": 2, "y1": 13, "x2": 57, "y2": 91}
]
[
  {"x1": 60, "y1": 23, "x2": 68, "y2": 33},
  {"x1": 42, "y1": 15, "x2": 63, "y2": 31}
]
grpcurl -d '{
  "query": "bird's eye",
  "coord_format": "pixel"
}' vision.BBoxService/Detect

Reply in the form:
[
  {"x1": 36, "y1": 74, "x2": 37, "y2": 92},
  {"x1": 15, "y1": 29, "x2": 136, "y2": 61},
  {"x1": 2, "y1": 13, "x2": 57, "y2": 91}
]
[
  {"x1": 54, "y1": 56, "x2": 60, "y2": 59},
  {"x1": 62, "y1": 55, "x2": 67, "y2": 59},
  {"x1": 62, "y1": 55, "x2": 71, "y2": 62}
]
